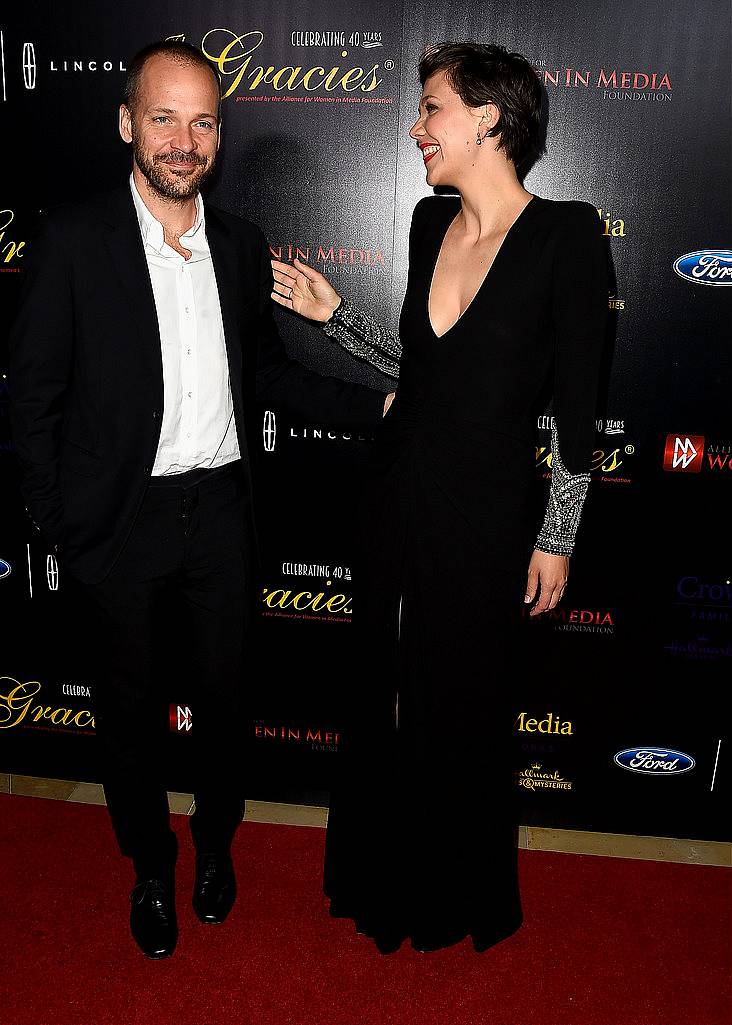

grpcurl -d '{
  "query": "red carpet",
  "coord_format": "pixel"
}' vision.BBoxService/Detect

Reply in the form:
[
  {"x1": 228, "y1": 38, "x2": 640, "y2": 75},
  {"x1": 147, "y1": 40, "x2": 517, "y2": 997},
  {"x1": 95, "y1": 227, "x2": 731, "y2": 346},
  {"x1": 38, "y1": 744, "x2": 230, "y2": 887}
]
[{"x1": 1, "y1": 793, "x2": 729, "y2": 1025}]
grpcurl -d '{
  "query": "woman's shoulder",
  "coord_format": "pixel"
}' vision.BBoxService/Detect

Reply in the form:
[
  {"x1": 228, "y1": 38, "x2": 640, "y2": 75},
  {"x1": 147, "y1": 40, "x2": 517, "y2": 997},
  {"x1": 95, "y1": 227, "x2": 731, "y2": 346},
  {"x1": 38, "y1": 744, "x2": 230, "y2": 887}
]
[{"x1": 531, "y1": 195, "x2": 600, "y2": 232}]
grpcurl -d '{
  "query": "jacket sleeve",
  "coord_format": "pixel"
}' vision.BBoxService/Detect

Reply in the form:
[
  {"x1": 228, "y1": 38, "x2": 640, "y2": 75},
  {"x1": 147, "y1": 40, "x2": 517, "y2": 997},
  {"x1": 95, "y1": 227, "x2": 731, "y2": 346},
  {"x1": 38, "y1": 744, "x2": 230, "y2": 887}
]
[
  {"x1": 254, "y1": 228, "x2": 387, "y2": 425},
  {"x1": 8, "y1": 212, "x2": 72, "y2": 550},
  {"x1": 535, "y1": 202, "x2": 608, "y2": 556}
]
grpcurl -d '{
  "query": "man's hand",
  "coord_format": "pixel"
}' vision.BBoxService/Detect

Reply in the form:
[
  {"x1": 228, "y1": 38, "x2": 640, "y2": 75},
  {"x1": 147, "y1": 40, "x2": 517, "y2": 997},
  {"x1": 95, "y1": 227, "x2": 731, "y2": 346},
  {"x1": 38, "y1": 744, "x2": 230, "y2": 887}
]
[
  {"x1": 524, "y1": 550, "x2": 568, "y2": 617},
  {"x1": 271, "y1": 257, "x2": 342, "y2": 323}
]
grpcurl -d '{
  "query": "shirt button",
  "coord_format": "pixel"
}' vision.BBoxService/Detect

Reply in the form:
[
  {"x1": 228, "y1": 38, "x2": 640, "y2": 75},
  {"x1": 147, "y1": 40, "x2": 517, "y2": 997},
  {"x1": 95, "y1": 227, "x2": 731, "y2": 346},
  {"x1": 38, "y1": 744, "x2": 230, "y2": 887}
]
[
  {"x1": 187, "y1": 391, "x2": 192, "y2": 398},
  {"x1": 185, "y1": 307, "x2": 190, "y2": 314},
  {"x1": 152, "y1": 410, "x2": 160, "y2": 421}
]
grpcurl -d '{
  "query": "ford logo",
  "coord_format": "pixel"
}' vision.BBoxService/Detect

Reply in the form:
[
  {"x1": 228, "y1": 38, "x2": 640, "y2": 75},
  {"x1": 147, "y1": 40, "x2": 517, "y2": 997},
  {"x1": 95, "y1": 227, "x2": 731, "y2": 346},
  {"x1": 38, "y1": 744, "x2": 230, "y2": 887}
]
[
  {"x1": 614, "y1": 747, "x2": 695, "y2": 775},
  {"x1": 673, "y1": 250, "x2": 732, "y2": 286},
  {"x1": 0, "y1": 558, "x2": 11, "y2": 580}
]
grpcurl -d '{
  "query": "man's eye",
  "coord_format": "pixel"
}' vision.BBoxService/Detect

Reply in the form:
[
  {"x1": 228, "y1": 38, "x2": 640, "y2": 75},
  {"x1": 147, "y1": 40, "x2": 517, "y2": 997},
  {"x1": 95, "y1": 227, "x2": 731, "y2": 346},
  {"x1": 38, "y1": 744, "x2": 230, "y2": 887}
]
[
  {"x1": 196, "y1": 122, "x2": 215, "y2": 130},
  {"x1": 426, "y1": 104, "x2": 437, "y2": 114},
  {"x1": 153, "y1": 116, "x2": 171, "y2": 124}
]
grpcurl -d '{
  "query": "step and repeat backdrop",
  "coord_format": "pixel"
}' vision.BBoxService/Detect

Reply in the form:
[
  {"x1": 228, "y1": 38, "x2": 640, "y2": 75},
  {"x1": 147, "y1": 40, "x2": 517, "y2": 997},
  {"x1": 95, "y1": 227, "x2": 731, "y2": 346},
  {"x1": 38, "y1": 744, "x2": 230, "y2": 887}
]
[{"x1": 1, "y1": 0, "x2": 729, "y2": 840}]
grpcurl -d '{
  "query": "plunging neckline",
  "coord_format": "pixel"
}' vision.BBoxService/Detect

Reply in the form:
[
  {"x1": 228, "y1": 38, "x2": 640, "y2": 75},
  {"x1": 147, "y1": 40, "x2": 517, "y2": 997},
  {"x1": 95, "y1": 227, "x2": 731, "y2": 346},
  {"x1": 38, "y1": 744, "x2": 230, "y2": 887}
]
[{"x1": 427, "y1": 195, "x2": 536, "y2": 340}]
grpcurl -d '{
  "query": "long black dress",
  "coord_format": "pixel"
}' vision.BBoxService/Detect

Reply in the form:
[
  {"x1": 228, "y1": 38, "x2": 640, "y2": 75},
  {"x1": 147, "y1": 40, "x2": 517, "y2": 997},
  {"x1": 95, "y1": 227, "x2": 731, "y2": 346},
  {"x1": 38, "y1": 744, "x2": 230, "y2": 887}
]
[{"x1": 322, "y1": 195, "x2": 608, "y2": 953}]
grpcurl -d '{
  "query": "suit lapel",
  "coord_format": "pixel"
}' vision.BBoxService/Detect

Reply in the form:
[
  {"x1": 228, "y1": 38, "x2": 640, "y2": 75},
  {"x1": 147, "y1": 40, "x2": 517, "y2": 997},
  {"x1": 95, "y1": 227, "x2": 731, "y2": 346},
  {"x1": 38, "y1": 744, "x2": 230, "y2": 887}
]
[
  {"x1": 205, "y1": 206, "x2": 246, "y2": 384},
  {"x1": 102, "y1": 185, "x2": 163, "y2": 388}
]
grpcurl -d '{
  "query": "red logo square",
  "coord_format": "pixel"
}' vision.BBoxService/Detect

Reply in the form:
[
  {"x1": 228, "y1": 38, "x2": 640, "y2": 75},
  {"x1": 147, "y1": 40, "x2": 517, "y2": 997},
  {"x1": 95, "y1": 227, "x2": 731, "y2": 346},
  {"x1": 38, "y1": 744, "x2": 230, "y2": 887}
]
[{"x1": 663, "y1": 434, "x2": 705, "y2": 472}]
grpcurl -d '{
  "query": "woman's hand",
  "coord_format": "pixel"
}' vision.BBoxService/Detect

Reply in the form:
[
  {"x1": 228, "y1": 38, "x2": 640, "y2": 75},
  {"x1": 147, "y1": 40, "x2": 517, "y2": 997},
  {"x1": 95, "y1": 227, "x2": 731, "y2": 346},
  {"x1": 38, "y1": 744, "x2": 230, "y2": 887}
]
[
  {"x1": 271, "y1": 257, "x2": 342, "y2": 323},
  {"x1": 384, "y1": 392, "x2": 396, "y2": 416},
  {"x1": 524, "y1": 550, "x2": 568, "y2": 617}
]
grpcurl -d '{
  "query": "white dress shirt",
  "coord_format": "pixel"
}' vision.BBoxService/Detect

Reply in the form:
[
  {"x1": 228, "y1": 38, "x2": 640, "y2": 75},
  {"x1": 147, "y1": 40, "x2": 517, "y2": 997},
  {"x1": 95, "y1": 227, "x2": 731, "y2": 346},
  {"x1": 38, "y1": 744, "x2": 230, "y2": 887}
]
[{"x1": 129, "y1": 174, "x2": 240, "y2": 476}]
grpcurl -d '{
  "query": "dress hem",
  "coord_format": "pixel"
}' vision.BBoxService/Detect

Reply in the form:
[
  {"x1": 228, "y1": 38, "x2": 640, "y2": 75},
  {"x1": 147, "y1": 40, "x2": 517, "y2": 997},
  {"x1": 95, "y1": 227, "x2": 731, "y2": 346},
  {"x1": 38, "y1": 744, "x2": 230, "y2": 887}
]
[{"x1": 325, "y1": 892, "x2": 523, "y2": 955}]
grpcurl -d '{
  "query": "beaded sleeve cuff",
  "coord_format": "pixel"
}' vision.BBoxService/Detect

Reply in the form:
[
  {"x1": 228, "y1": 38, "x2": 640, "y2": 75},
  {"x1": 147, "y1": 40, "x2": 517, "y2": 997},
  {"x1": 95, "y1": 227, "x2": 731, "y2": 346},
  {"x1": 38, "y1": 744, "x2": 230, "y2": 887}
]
[
  {"x1": 322, "y1": 298, "x2": 401, "y2": 379},
  {"x1": 534, "y1": 419, "x2": 591, "y2": 557}
]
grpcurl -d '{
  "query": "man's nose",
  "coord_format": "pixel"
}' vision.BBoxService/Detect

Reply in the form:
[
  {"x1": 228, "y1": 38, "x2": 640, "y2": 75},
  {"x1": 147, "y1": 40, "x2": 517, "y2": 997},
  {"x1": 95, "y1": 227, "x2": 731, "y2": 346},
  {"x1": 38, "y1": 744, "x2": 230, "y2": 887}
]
[{"x1": 171, "y1": 123, "x2": 196, "y2": 152}]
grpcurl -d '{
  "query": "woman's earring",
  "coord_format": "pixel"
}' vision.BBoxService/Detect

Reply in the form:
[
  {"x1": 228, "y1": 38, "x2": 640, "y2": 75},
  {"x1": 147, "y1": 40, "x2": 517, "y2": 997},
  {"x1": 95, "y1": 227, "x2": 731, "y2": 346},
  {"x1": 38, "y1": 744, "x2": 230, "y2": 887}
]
[{"x1": 476, "y1": 130, "x2": 483, "y2": 146}]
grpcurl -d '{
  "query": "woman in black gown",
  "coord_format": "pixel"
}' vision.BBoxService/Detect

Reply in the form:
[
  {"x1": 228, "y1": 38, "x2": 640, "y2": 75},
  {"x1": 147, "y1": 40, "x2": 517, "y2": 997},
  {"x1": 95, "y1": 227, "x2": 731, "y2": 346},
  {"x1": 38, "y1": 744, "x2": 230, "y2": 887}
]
[{"x1": 272, "y1": 42, "x2": 608, "y2": 954}]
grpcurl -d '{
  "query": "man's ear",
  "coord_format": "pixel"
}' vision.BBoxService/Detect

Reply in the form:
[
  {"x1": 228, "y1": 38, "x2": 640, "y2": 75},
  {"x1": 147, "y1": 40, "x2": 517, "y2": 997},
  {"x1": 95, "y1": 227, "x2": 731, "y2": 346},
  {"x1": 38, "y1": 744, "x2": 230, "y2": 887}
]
[
  {"x1": 119, "y1": 104, "x2": 133, "y2": 144},
  {"x1": 216, "y1": 119, "x2": 222, "y2": 152}
]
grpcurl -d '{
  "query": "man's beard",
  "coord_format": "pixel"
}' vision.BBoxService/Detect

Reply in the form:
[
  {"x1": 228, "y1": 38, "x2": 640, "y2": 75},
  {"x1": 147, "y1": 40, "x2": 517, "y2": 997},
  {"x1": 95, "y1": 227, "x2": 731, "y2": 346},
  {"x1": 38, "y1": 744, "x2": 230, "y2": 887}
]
[{"x1": 133, "y1": 135, "x2": 215, "y2": 201}]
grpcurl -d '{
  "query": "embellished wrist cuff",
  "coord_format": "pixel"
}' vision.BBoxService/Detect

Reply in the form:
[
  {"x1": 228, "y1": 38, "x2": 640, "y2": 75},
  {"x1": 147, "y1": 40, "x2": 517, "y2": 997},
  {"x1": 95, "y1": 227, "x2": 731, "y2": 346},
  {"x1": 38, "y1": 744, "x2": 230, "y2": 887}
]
[
  {"x1": 535, "y1": 420, "x2": 591, "y2": 557},
  {"x1": 322, "y1": 297, "x2": 353, "y2": 336}
]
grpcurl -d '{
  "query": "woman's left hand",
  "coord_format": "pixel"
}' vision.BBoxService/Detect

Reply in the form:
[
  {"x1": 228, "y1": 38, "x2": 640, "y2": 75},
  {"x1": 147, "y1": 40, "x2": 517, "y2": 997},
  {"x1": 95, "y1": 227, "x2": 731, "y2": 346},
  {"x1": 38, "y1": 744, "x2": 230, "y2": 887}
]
[{"x1": 524, "y1": 550, "x2": 568, "y2": 617}]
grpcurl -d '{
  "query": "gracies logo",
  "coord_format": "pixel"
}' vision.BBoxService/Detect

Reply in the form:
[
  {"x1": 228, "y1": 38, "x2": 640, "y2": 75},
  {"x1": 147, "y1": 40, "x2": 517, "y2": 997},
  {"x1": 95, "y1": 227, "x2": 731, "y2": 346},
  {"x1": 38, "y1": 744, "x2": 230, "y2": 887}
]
[{"x1": 169, "y1": 30, "x2": 385, "y2": 99}]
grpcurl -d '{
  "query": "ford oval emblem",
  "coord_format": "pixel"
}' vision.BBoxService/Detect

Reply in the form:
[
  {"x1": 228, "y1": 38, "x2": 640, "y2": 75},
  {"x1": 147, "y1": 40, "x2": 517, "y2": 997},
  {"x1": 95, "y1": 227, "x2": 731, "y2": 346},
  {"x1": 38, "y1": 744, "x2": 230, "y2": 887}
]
[
  {"x1": 614, "y1": 747, "x2": 695, "y2": 775},
  {"x1": 0, "y1": 558, "x2": 11, "y2": 580},
  {"x1": 673, "y1": 250, "x2": 732, "y2": 286}
]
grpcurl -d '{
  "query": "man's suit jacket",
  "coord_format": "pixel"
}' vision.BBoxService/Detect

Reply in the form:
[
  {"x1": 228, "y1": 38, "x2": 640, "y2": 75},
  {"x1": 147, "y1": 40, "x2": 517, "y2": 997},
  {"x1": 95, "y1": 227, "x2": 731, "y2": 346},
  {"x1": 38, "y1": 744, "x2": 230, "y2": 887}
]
[{"x1": 9, "y1": 183, "x2": 385, "y2": 585}]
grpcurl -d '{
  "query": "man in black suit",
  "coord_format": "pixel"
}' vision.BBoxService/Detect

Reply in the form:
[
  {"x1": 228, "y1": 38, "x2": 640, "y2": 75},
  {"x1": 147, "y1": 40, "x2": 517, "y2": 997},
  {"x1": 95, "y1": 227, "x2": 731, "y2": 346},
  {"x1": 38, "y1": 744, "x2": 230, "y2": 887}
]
[{"x1": 9, "y1": 40, "x2": 387, "y2": 959}]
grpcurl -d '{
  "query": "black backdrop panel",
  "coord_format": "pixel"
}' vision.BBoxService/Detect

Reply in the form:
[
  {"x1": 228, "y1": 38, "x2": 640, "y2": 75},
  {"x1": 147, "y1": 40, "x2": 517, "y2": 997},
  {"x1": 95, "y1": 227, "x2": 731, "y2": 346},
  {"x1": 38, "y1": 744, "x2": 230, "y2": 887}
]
[{"x1": 1, "y1": 1, "x2": 729, "y2": 839}]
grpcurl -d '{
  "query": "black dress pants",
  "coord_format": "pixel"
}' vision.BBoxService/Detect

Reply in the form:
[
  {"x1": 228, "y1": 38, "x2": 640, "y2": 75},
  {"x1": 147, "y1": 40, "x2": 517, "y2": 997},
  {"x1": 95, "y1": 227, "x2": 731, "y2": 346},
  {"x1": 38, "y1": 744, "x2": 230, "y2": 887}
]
[{"x1": 83, "y1": 460, "x2": 251, "y2": 880}]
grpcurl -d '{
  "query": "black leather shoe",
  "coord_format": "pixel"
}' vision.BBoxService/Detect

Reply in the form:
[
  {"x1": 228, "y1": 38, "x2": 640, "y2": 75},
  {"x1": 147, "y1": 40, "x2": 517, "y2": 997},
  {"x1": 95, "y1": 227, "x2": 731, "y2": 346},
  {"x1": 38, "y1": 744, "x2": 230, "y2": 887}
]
[
  {"x1": 129, "y1": 877, "x2": 177, "y2": 959},
  {"x1": 192, "y1": 852, "x2": 236, "y2": 924}
]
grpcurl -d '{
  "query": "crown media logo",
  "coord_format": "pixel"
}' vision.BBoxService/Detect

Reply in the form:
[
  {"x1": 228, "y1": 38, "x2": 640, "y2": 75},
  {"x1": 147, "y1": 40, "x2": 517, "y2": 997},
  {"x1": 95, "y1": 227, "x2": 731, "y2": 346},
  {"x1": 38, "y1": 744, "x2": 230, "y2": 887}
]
[
  {"x1": 663, "y1": 573, "x2": 732, "y2": 663},
  {"x1": 673, "y1": 251, "x2": 732, "y2": 286},
  {"x1": 663, "y1": 434, "x2": 705, "y2": 472},
  {"x1": 516, "y1": 762, "x2": 573, "y2": 791}
]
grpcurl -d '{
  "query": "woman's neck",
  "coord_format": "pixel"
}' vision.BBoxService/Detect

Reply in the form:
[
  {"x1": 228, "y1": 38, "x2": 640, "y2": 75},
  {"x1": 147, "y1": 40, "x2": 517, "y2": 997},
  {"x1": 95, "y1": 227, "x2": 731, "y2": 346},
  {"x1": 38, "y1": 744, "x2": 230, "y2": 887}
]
[{"x1": 456, "y1": 164, "x2": 532, "y2": 240}]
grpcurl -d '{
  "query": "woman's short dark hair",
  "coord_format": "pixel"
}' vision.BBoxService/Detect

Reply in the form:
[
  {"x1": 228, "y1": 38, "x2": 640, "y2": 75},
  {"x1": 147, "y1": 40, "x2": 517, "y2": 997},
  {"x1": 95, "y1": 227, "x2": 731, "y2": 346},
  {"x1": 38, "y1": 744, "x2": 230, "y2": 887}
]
[
  {"x1": 419, "y1": 42, "x2": 542, "y2": 167},
  {"x1": 123, "y1": 40, "x2": 221, "y2": 118}
]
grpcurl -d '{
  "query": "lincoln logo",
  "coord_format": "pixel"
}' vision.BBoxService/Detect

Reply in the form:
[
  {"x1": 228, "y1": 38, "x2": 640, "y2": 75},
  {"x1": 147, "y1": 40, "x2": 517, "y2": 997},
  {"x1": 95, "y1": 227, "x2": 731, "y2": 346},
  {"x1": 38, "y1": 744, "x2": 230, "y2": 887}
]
[
  {"x1": 46, "y1": 554, "x2": 59, "y2": 591},
  {"x1": 22, "y1": 42, "x2": 36, "y2": 90},
  {"x1": 263, "y1": 409, "x2": 276, "y2": 452},
  {"x1": 673, "y1": 250, "x2": 732, "y2": 286},
  {"x1": 663, "y1": 434, "x2": 704, "y2": 472},
  {"x1": 170, "y1": 704, "x2": 192, "y2": 732}
]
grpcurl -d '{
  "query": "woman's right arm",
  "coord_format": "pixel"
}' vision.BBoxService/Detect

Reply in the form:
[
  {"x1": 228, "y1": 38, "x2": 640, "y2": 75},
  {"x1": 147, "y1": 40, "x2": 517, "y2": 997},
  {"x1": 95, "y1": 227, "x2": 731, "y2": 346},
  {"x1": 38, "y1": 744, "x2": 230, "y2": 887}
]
[
  {"x1": 322, "y1": 298, "x2": 401, "y2": 379},
  {"x1": 271, "y1": 256, "x2": 402, "y2": 380},
  {"x1": 270, "y1": 198, "x2": 434, "y2": 382}
]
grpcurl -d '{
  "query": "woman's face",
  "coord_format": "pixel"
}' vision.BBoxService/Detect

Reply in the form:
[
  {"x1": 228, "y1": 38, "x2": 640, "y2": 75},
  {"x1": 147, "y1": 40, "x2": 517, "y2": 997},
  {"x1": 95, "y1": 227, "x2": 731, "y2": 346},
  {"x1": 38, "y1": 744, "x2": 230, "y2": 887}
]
[{"x1": 409, "y1": 69, "x2": 492, "y2": 187}]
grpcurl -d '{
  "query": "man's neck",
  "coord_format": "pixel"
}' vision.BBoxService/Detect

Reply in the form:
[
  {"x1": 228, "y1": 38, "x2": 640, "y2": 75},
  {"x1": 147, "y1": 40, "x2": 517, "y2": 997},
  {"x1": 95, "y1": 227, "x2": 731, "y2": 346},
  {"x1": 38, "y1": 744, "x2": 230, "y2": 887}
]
[{"x1": 132, "y1": 165, "x2": 198, "y2": 240}]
